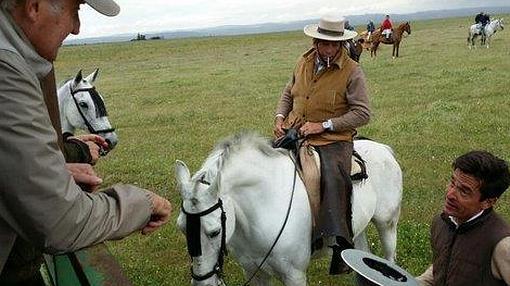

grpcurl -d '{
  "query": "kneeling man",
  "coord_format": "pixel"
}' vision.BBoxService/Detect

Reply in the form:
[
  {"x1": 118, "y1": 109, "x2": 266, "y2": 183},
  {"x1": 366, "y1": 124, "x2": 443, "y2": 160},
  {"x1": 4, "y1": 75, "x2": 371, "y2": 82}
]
[{"x1": 417, "y1": 151, "x2": 510, "y2": 286}]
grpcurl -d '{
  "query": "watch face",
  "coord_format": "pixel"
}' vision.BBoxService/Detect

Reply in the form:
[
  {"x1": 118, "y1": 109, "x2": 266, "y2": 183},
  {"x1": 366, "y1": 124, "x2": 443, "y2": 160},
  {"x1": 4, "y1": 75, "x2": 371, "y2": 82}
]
[{"x1": 322, "y1": 121, "x2": 331, "y2": 129}]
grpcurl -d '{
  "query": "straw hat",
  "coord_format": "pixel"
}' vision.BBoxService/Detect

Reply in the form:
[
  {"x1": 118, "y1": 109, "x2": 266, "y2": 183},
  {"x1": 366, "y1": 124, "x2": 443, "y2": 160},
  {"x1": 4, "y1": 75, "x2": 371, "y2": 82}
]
[
  {"x1": 304, "y1": 15, "x2": 357, "y2": 41},
  {"x1": 84, "y1": 0, "x2": 120, "y2": 17}
]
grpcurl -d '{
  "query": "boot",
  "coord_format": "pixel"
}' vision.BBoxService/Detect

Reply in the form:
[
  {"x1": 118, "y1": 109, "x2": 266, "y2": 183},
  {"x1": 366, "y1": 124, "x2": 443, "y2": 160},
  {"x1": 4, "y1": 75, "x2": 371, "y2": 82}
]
[
  {"x1": 328, "y1": 244, "x2": 351, "y2": 275},
  {"x1": 329, "y1": 236, "x2": 354, "y2": 275}
]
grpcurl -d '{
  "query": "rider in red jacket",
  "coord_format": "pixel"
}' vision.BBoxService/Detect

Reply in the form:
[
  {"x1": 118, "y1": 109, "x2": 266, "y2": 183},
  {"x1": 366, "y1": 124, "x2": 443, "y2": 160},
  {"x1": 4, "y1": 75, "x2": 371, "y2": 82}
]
[{"x1": 381, "y1": 15, "x2": 393, "y2": 39}]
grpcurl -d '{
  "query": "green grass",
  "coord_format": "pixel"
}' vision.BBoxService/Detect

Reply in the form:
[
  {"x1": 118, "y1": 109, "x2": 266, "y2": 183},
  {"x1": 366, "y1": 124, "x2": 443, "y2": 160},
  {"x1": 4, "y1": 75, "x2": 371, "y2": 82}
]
[{"x1": 55, "y1": 14, "x2": 510, "y2": 285}]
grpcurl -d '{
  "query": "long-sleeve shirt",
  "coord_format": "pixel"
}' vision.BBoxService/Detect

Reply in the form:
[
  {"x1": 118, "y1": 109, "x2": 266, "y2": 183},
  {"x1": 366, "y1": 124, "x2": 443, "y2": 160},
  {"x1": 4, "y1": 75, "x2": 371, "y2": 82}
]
[{"x1": 276, "y1": 52, "x2": 370, "y2": 133}]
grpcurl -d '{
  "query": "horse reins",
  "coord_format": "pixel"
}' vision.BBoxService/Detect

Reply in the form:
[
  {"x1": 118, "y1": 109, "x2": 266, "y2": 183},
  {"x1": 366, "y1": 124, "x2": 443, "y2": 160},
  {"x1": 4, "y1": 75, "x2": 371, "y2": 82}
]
[
  {"x1": 240, "y1": 136, "x2": 304, "y2": 285},
  {"x1": 241, "y1": 156, "x2": 299, "y2": 286}
]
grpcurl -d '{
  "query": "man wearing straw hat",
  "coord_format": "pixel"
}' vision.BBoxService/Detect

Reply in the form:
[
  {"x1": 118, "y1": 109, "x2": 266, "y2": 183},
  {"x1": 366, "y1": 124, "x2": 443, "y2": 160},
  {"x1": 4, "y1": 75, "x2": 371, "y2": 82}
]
[{"x1": 274, "y1": 15, "x2": 371, "y2": 275}]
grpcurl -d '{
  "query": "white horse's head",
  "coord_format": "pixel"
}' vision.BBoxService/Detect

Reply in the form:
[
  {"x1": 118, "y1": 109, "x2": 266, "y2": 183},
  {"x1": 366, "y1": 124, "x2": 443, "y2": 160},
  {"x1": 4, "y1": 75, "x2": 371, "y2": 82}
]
[
  {"x1": 57, "y1": 69, "x2": 118, "y2": 151},
  {"x1": 497, "y1": 18, "x2": 504, "y2": 30},
  {"x1": 176, "y1": 157, "x2": 227, "y2": 286}
]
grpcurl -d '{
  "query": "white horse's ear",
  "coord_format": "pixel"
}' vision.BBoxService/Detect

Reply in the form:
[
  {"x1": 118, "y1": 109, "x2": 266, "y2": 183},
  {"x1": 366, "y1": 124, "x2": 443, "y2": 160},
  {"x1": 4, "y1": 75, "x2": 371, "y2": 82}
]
[
  {"x1": 73, "y1": 70, "x2": 83, "y2": 87},
  {"x1": 85, "y1": 68, "x2": 99, "y2": 83},
  {"x1": 175, "y1": 160, "x2": 191, "y2": 185}
]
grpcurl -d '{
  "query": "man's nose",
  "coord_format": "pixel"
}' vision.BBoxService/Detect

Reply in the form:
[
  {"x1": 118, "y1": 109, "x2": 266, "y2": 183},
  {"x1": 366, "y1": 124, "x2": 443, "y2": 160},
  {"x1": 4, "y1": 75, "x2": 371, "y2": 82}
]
[{"x1": 446, "y1": 184, "x2": 456, "y2": 199}]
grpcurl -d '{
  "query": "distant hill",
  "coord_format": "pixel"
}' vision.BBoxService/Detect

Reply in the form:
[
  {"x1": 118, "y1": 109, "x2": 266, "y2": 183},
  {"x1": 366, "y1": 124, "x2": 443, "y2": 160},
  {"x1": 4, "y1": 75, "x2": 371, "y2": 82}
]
[{"x1": 65, "y1": 6, "x2": 510, "y2": 45}]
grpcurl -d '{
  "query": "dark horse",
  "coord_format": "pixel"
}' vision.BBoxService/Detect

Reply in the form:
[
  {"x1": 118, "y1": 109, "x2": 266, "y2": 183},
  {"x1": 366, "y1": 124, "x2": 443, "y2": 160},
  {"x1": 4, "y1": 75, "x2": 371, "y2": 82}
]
[{"x1": 370, "y1": 22, "x2": 411, "y2": 58}]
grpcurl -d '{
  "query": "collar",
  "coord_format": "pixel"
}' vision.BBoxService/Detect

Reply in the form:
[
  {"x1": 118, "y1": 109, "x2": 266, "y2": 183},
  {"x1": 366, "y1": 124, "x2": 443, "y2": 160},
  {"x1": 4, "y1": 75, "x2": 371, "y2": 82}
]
[
  {"x1": 442, "y1": 208, "x2": 494, "y2": 234},
  {"x1": 304, "y1": 46, "x2": 347, "y2": 71},
  {"x1": 0, "y1": 7, "x2": 52, "y2": 79},
  {"x1": 448, "y1": 210, "x2": 484, "y2": 228}
]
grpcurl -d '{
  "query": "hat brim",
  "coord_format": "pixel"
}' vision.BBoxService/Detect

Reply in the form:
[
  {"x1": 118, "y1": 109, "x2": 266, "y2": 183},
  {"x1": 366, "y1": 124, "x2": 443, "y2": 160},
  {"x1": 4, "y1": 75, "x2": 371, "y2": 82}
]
[
  {"x1": 304, "y1": 24, "x2": 357, "y2": 41},
  {"x1": 341, "y1": 249, "x2": 418, "y2": 286},
  {"x1": 84, "y1": 0, "x2": 120, "y2": 17}
]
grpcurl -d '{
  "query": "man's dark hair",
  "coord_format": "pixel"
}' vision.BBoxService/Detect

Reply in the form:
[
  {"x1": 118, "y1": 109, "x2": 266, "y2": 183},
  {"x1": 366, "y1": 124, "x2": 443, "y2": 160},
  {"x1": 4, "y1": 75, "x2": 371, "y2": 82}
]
[{"x1": 453, "y1": 150, "x2": 510, "y2": 200}]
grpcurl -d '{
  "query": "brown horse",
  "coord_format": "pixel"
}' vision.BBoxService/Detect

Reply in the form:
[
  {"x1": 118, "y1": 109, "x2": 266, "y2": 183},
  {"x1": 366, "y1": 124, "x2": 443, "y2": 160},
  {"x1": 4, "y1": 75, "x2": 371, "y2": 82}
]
[{"x1": 370, "y1": 22, "x2": 411, "y2": 58}]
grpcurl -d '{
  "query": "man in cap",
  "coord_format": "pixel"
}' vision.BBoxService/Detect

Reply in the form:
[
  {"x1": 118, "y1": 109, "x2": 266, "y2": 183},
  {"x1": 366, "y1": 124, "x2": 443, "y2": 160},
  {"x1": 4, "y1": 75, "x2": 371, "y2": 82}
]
[
  {"x1": 417, "y1": 151, "x2": 510, "y2": 286},
  {"x1": 274, "y1": 15, "x2": 370, "y2": 275},
  {"x1": 0, "y1": 0, "x2": 172, "y2": 284}
]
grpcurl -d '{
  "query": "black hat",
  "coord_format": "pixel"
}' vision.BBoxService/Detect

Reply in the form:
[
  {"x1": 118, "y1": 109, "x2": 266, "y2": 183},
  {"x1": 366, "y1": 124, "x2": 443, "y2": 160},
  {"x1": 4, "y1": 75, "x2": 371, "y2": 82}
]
[{"x1": 341, "y1": 249, "x2": 418, "y2": 286}]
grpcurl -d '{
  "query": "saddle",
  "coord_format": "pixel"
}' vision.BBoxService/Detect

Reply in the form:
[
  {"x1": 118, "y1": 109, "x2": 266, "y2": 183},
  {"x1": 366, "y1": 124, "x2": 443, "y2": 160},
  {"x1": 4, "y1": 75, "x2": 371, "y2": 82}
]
[{"x1": 273, "y1": 129, "x2": 368, "y2": 225}]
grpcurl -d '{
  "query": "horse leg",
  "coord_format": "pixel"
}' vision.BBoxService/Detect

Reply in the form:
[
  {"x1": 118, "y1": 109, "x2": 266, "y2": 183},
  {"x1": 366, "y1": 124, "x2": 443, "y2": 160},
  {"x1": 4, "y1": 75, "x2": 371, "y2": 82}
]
[
  {"x1": 371, "y1": 43, "x2": 378, "y2": 58},
  {"x1": 280, "y1": 269, "x2": 307, "y2": 286},
  {"x1": 373, "y1": 212, "x2": 399, "y2": 263},
  {"x1": 353, "y1": 230, "x2": 370, "y2": 253},
  {"x1": 244, "y1": 269, "x2": 272, "y2": 286}
]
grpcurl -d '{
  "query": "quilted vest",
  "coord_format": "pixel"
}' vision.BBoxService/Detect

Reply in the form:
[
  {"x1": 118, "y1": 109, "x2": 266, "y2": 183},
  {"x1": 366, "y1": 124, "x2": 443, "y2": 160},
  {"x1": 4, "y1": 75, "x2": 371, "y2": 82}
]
[{"x1": 431, "y1": 209, "x2": 510, "y2": 286}]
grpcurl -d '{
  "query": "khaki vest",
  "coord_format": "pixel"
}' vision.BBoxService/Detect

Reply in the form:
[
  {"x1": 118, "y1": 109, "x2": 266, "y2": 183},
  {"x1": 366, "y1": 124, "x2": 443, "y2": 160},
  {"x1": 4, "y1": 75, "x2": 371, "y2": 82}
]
[
  {"x1": 283, "y1": 48, "x2": 357, "y2": 146},
  {"x1": 431, "y1": 210, "x2": 510, "y2": 286}
]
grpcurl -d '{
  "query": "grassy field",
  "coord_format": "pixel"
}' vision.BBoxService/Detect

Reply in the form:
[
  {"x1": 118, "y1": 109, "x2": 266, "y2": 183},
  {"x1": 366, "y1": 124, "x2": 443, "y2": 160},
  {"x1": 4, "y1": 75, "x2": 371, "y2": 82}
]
[{"x1": 55, "y1": 14, "x2": 510, "y2": 285}]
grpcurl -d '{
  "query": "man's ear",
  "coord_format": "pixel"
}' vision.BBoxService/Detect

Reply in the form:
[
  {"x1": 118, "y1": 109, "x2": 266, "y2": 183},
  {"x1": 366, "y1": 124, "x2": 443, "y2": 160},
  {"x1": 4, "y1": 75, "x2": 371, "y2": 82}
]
[{"x1": 481, "y1": 197, "x2": 498, "y2": 210}]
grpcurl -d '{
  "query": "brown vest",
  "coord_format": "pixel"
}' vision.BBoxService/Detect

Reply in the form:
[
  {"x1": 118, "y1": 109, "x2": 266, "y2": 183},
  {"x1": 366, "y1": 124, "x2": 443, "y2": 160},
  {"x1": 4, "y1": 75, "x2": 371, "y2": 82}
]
[
  {"x1": 283, "y1": 47, "x2": 357, "y2": 146},
  {"x1": 431, "y1": 210, "x2": 510, "y2": 286}
]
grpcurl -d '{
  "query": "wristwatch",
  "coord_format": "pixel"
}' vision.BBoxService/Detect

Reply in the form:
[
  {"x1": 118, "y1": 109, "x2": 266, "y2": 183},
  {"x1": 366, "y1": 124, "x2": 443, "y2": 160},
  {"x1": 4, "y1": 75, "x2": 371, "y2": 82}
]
[{"x1": 322, "y1": 120, "x2": 333, "y2": 131}]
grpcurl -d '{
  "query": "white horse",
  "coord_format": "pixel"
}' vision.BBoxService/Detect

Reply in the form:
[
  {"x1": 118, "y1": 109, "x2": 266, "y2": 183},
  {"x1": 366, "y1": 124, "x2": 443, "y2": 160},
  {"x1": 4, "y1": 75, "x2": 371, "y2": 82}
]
[
  {"x1": 176, "y1": 133, "x2": 402, "y2": 286},
  {"x1": 468, "y1": 18, "x2": 505, "y2": 49},
  {"x1": 57, "y1": 69, "x2": 118, "y2": 151}
]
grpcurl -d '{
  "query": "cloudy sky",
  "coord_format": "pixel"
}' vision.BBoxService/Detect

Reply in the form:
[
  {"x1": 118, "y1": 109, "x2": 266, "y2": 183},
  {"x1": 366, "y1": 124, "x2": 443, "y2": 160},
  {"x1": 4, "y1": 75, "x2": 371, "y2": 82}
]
[{"x1": 70, "y1": 0, "x2": 508, "y2": 39}]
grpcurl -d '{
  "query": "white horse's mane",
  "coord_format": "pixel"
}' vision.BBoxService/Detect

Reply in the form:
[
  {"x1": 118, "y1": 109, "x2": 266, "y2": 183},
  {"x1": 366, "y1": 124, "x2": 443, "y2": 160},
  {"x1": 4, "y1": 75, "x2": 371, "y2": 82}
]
[
  {"x1": 59, "y1": 78, "x2": 73, "y2": 88},
  {"x1": 191, "y1": 132, "x2": 286, "y2": 187}
]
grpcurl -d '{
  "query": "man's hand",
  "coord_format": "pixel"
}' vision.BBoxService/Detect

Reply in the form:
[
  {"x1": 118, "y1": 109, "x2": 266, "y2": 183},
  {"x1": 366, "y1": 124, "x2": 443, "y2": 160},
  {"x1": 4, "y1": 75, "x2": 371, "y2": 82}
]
[
  {"x1": 274, "y1": 116, "x2": 285, "y2": 138},
  {"x1": 142, "y1": 192, "x2": 172, "y2": 235},
  {"x1": 72, "y1": 134, "x2": 108, "y2": 164},
  {"x1": 66, "y1": 163, "x2": 102, "y2": 192},
  {"x1": 299, "y1": 122, "x2": 325, "y2": 137}
]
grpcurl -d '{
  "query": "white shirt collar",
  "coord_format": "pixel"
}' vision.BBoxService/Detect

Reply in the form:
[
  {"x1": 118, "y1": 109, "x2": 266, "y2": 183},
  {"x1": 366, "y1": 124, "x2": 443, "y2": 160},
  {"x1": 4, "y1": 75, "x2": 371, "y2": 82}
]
[{"x1": 448, "y1": 210, "x2": 485, "y2": 228}]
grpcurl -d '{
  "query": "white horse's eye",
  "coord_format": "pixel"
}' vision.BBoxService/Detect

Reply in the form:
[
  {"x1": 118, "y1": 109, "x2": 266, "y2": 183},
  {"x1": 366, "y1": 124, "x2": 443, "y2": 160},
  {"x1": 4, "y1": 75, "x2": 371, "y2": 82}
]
[
  {"x1": 78, "y1": 102, "x2": 89, "y2": 109},
  {"x1": 208, "y1": 229, "x2": 221, "y2": 238}
]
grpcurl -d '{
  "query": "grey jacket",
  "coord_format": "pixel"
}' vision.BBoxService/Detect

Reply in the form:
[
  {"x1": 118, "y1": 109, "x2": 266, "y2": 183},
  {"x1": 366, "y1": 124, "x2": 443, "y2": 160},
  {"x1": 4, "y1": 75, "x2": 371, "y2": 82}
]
[{"x1": 0, "y1": 7, "x2": 153, "y2": 273}]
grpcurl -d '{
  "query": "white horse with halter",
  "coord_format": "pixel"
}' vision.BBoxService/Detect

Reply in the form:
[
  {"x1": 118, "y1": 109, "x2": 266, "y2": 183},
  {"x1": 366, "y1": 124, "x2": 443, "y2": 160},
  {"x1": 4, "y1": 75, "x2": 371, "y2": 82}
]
[
  {"x1": 177, "y1": 133, "x2": 402, "y2": 286},
  {"x1": 57, "y1": 69, "x2": 118, "y2": 153}
]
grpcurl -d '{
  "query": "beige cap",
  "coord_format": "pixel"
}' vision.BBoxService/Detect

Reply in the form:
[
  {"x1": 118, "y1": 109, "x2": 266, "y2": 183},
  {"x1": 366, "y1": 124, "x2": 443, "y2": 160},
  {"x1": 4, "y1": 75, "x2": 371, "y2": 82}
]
[{"x1": 84, "y1": 0, "x2": 120, "y2": 17}]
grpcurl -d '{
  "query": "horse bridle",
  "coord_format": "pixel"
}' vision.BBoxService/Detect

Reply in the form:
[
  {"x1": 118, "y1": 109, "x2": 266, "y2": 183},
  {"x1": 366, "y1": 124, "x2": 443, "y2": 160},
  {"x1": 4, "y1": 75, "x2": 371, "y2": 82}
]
[
  {"x1": 69, "y1": 86, "x2": 116, "y2": 135},
  {"x1": 181, "y1": 152, "x2": 299, "y2": 286},
  {"x1": 181, "y1": 192, "x2": 228, "y2": 282}
]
